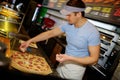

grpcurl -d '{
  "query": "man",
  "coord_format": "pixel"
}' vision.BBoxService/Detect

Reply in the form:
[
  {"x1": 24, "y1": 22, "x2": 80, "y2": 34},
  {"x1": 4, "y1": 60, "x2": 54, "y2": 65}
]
[{"x1": 20, "y1": 0, "x2": 100, "y2": 80}]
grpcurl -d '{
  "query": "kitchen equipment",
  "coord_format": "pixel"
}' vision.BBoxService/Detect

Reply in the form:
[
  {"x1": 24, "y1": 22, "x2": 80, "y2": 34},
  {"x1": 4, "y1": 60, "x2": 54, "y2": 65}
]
[
  {"x1": 0, "y1": 6, "x2": 20, "y2": 19},
  {"x1": 0, "y1": 4, "x2": 25, "y2": 35},
  {"x1": 41, "y1": 18, "x2": 55, "y2": 30},
  {"x1": 88, "y1": 19, "x2": 120, "y2": 79},
  {"x1": 0, "y1": 41, "x2": 10, "y2": 67},
  {"x1": 0, "y1": 41, "x2": 7, "y2": 53}
]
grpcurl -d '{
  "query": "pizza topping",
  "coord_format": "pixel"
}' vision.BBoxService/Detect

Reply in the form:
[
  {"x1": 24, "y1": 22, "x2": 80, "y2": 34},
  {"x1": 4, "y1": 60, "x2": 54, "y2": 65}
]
[
  {"x1": 29, "y1": 64, "x2": 33, "y2": 67},
  {"x1": 18, "y1": 61, "x2": 23, "y2": 64},
  {"x1": 10, "y1": 50, "x2": 52, "y2": 75}
]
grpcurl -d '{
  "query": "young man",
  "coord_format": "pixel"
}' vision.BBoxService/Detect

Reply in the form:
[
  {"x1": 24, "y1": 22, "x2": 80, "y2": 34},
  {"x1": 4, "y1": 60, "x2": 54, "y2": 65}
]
[{"x1": 20, "y1": 0, "x2": 100, "y2": 80}]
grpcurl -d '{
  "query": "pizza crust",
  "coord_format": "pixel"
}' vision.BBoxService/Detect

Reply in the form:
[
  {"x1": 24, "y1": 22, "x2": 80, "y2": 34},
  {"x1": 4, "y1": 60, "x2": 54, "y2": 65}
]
[{"x1": 10, "y1": 50, "x2": 52, "y2": 75}]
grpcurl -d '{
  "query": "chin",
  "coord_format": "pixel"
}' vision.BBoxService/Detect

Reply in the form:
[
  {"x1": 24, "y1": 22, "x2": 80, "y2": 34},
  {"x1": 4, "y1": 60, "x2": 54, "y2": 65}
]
[{"x1": 68, "y1": 22, "x2": 73, "y2": 25}]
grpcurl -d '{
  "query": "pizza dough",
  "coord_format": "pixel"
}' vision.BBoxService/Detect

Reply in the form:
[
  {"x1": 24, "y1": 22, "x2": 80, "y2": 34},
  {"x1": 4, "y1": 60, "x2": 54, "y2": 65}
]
[
  {"x1": 10, "y1": 50, "x2": 52, "y2": 75},
  {"x1": 19, "y1": 40, "x2": 38, "y2": 48}
]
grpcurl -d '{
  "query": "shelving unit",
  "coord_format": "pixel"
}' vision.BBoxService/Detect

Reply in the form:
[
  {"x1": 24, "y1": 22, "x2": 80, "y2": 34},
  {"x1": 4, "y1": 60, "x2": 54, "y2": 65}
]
[{"x1": 0, "y1": 6, "x2": 25, "y2": 37}]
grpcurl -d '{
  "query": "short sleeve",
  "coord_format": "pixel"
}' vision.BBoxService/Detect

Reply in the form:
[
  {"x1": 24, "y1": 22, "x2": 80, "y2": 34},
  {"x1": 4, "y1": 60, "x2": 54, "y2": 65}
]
[
  {"x1": 59, "y1": 23, "x2": 69, "y2": 32},
  {"x1": 88, "y1": 31, "x2": 101, "y2": 46}
]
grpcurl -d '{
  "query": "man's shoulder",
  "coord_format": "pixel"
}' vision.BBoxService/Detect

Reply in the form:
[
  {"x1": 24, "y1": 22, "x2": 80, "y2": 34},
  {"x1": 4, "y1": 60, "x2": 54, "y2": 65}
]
[{"x1": 86, "y1": 21, "x2": 98, "y2": 31}]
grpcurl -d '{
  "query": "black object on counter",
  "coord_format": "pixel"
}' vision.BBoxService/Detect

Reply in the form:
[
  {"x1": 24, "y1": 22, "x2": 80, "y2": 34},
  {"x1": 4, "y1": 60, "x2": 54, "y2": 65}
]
[
  {"x1": 0, "y1": 41, "x2": 10, "y2": 67},
  {"x1": 0, "y1": 41, "x2": 7, "y2": 53}
]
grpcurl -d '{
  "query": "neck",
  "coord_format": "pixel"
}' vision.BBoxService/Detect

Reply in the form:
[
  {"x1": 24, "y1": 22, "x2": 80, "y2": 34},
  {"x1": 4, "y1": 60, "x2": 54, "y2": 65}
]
[{"x1": 74, "y1": 17, "x2": 87, "y2": 28}]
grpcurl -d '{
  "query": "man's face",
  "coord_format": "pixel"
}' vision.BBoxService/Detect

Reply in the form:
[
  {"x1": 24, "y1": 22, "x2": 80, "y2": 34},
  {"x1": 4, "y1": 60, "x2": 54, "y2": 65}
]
[{"x1": 66, "y1": 12, "x2": 80, "y2": 24}]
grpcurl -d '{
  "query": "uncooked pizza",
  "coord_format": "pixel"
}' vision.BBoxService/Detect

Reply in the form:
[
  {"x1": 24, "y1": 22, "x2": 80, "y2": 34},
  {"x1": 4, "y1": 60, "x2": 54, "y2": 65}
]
[{"x1": 10, "y1": 50, "x2": 52, "y2": 75}]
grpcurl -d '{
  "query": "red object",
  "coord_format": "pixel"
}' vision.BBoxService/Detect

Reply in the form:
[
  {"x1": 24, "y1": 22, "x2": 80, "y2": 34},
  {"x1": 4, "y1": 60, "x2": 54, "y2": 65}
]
[{"x1": 42, "y1": 18, "x2": 55, "y2": 29}]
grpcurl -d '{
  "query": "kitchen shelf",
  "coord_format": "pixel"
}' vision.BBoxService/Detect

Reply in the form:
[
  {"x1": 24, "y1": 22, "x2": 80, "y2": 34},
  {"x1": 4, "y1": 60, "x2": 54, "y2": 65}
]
[
  {"x1": 0, "y1": 18, "x2": 20, "y2": 24},
  {"x1": 47, "y1": 9, "x2": 66, "y2": 20},
  {"x1": 0, "y1": 11, "x2": 25, "y2": 37}
]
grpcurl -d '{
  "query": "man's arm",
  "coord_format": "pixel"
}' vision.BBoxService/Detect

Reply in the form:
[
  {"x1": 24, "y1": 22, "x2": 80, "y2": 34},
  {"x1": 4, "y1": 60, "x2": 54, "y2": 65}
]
[
  {"x1": 56, "y1": 45, "x2": 100, "y2": 65},
  {"x1": 28, "y1": 27, "x2": 64, "y2": 43},
  {"x1": 19, "y1": 27, "x2": 64, "y2": 52}
]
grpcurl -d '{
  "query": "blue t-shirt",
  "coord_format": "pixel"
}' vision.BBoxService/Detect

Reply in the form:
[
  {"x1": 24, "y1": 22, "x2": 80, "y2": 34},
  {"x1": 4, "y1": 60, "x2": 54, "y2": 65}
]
[{"x1": 59, "y1": 21, "x2": 100, "y2": 57}]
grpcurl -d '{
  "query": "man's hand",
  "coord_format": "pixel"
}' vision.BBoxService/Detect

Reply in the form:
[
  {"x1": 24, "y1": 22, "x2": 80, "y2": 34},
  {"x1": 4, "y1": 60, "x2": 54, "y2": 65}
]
[
  {"x1": 19, "y1": 41, "x2": 30, "y2": 52},
  {"x1": 56, "y1": 54, "x2": 72, "y2": 63}
]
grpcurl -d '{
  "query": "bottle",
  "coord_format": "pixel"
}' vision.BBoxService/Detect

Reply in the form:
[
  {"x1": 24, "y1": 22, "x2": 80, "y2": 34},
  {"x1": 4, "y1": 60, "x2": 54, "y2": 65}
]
[{"x1": 36, "y1": 7, "x2": 48, "y2": 25}]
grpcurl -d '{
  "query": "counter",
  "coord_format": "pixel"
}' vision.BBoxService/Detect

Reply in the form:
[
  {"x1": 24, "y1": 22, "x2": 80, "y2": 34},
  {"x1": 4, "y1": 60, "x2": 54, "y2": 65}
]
[{"x1": 0, "y1": 33, "x2": 66, "y2": 80}]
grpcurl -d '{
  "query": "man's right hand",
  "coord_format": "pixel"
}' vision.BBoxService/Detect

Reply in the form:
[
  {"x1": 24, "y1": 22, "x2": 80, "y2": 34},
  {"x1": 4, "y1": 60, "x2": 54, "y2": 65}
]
[{"x1": 19, "y1": 41, "x2": 30, "y2": 52}]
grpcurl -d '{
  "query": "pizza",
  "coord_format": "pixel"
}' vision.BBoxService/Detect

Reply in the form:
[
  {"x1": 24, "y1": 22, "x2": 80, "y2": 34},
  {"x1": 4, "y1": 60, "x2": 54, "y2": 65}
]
[{"x1": 10, "y1": 50, "x2": 52, "y2": 75}]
